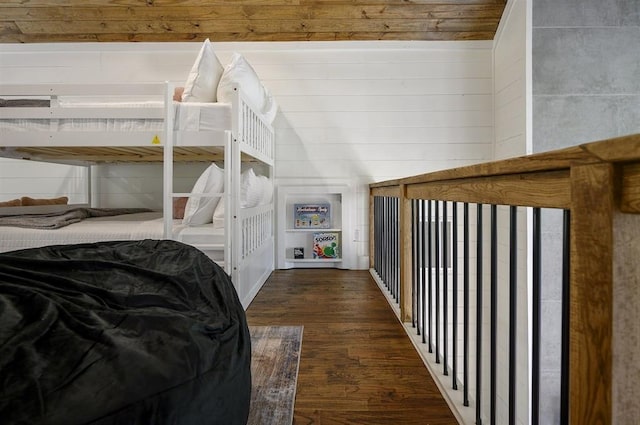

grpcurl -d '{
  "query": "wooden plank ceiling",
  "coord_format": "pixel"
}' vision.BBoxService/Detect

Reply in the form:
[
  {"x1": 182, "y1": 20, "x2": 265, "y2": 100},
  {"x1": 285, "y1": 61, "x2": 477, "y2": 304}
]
[{"x1": 0, "y1": 0, "x2": 507, "y2": 43}]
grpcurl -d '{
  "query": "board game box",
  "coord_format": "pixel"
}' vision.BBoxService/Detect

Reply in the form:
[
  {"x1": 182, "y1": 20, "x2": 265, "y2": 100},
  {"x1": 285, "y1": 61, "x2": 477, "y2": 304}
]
[
  {"x1": 294, "y1": 203, "x2": 331, "y2": 229},
  {"x1": 313, "y1": 232, "x2": 340, "y2": 259}
]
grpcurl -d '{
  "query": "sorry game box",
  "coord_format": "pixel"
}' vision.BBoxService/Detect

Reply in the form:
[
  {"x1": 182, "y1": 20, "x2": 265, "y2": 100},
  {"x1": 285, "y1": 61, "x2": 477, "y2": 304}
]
[{"x1": 313, "y1": 232, "x2": 340, "y2": 259}]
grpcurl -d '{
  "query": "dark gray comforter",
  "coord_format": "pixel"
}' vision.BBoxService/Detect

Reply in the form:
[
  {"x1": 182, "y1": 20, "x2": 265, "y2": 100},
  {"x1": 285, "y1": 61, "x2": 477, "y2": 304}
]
[
  {"x1": 0, "y1": 239, "x2": 252, "y2": 425},
  {"x1": 0, "y1": 207, "x2": 153, "y2": 229}
]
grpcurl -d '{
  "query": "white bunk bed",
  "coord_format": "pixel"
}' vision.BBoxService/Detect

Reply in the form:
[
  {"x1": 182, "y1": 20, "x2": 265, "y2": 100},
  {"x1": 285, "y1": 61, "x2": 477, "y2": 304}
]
[{"x1": 0, "y1": 81, "x2": 275, "y2": 309}]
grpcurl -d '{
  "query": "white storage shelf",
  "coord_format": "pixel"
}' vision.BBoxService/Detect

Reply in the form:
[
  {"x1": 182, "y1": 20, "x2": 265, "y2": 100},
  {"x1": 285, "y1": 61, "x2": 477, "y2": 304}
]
[
  {"x1": 284, "y1": 229, "x2": 342, "y2": 263},
  {"x1": 277, "y1": 184, "x2": 353, "y2": 269}
]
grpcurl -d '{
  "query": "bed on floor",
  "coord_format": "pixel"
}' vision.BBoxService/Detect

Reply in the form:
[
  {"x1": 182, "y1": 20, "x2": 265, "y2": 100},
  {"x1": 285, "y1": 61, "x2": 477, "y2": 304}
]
[
  {"x1": 0, "y1": 239, "x2": 251, "y2": 425},
  {"x1": 0, "y1": 40, "x2": 276, "y2": 308}
]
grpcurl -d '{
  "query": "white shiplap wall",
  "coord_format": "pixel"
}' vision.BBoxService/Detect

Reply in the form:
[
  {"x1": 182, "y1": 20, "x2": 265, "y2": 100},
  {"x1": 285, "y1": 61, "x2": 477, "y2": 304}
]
[
  {"x1": 0, "y1": 41, "x2": 494, "y2": 265},
  {"x1": 494, "y1": 0, "x2": 530, "y2": 160},
  {"x1": 492, "y1": 1, "x2": 531, "y2": 425}
]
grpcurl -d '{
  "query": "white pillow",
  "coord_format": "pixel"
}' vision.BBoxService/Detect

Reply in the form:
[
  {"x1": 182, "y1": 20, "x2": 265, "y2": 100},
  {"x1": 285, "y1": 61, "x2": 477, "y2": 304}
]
[
  {"x1": 258, "y1": 175, "x2": 273, "y2": 205},
  {"x1": 212, "y1": 197, "x2": 225, "y2": 229},
  {"x1": 213, "y1": 173, "x2": 271, "y2": 227},
  {"x1": 262, "y1": 88, "x2": 278, "y2": 124},
  {"x1": 217, "y1": 53, "x2": 266, "y2": 111},
  {"x1": 240, "y1": 168, "x2": 263, "y2": 208},
  {"x1": 181, "y1": 39, "x2": 224, "y2": 103},
  {"x1": 182, "y1": 163, "x2": 224, "y2": 226}
]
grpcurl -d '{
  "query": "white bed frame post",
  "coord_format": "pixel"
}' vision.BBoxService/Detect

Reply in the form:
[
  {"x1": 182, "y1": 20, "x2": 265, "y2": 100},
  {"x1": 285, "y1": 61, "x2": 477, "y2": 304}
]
[
  {"x1": 86, "y1": 165, "x2": 94, "y2": 207},
  {"x1": 231, "y1": 87, "x2": 243, "y2": 294},
  {"x1": 162, "y1": 81, "x2": 175, "y2": 239},
  {"x1": 223, "y1": 134, "x2": 233, "y2": 275}
]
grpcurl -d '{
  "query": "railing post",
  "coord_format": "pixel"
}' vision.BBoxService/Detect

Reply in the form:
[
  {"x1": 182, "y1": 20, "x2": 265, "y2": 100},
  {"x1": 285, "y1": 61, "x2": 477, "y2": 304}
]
[
  {"x1": 400, "y1": 184, "x2": 412, "y2": 322},
  {"x1": 570, "y1": 162, "x2": 614, "y2": 424},
  {"x1": 369, "y1": 189, "x2": 375, "y2": 270}
]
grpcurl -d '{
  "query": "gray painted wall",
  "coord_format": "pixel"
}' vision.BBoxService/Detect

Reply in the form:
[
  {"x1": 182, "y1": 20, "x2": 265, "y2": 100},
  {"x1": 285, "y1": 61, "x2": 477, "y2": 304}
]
[
  {"x1": 533, "y1": 0, "x2": 640, "y2": 151},
  {"x1": 532, "y1": 1, "x2": 640, "y2": 423}
]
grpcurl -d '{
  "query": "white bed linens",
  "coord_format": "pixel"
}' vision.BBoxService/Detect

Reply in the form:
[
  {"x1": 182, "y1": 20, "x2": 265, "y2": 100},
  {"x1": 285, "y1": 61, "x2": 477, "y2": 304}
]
[
  {"x1": 0, "y1": 212, "x2": 225, "y2": 253},
  {"x1": 0, "y1": 101, "x2": 232, "y2": 132}
]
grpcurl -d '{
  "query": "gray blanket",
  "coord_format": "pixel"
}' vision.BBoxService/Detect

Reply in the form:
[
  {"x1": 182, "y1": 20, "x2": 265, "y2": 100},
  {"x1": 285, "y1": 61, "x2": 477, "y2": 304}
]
[
  {"x1": 0, "y1": 98, "x2": 51, "y2": 107},
  {"x1": 0, "y1": 208, "x2": 153, "y2": 229}
]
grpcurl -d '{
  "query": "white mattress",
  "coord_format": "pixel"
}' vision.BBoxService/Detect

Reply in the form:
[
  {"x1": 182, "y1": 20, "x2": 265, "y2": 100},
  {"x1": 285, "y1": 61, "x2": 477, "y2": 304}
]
[
  {"x1": 0, "y1": 101, "x2": 232, "y2": 132},
  {"x1": 0, "y1": 212, "x2": 225, "y2": 253}
]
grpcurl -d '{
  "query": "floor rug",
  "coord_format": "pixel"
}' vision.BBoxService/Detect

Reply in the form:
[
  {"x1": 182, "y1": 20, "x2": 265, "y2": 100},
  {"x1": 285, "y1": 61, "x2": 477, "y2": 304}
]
[{"x1": 247, "y1": 325, "x2": 303, "y2": 425}]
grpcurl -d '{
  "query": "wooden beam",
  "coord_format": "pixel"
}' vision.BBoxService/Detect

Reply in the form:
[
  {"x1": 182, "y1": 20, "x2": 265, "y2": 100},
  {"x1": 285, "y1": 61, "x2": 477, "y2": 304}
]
[
  {"x1": 399, "y1": 184, "x2": 413, "y2": 322},
  {"x1": 406, "y1": 170, "x2": 572, "y2": 209},
  {"x1": 0, "y1": 0, "x2": 507, "y2": 43},
  {"x1": 580, "y1": 133, "x2": 640, "y2": 162},
  {"x1": 371, "y1": 186, "x2": 401, "y2": 198},
  {"x1": 0, "y1": 31, "x2": 499, "y2": 43},
  {"x1": 0, "y1": 0, "x2": 505, "y2": 6},
  {"x1": 621, "y1": 163, "x2": 640, "y2": 213},
  {"x1": 570, "y1": 163, "x2": 614, "y2": 424},
  {"x1": 0, "y1": 5, "x2": 510, "y2": 21},
  {"x1": 370, "y1": 146, "x2": 597, "y2": 189},
  {"x1": 13, "y1": 18, "x2": 499, "y2": 35},
  {"x1": 9, "y1": 146, "x2": 224, "y2": 163}
]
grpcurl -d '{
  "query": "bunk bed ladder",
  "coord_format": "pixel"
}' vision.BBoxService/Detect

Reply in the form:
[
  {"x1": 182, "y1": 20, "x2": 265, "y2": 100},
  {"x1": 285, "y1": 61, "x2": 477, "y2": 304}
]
[{"x1": 162, "y1": 81, "x2": 233, "y2": 274}]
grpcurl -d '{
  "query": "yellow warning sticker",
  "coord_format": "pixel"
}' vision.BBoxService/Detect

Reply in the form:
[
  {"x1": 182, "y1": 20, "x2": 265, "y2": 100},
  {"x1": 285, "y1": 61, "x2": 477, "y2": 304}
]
[{"x1": 151, "y1": 135, "x2": 161, "y2": 145}]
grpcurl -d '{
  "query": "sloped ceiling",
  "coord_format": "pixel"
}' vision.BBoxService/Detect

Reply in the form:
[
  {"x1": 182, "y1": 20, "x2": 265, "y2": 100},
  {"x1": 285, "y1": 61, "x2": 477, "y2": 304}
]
[{"x1": 0, "y1": 0, "x2": 507, "y2": 43}]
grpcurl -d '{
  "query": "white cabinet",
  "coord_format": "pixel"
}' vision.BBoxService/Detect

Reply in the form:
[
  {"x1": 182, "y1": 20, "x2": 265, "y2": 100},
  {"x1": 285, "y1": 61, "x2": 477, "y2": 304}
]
[{"x1": 277, "y1": 184, "x2": 354, "y2": 269}]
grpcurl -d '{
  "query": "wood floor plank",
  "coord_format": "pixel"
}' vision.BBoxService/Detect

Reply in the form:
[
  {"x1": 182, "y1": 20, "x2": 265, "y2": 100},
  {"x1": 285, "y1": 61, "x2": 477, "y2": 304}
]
[{"x1": 245, "y1": 269, "x2": 458, "y2": 424}]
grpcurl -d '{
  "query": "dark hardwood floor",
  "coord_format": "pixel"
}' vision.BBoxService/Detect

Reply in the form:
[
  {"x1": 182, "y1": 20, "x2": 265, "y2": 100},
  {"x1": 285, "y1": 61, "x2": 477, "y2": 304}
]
[{"x1": 245, "y1": 269, "x2": 458, "y2": 425}]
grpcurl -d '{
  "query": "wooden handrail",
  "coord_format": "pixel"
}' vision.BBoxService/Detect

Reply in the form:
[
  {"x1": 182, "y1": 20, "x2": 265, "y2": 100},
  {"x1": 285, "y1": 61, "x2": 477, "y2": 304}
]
[
  {"x1": 371, "y1": 134, "x2": 640, "y2": 188},
  {"x1": 369, "y1": 133, "x2": 640, "y2": 424},
  {"x1": 370, "y1": 134, "x2": 640, "y2": 211}
]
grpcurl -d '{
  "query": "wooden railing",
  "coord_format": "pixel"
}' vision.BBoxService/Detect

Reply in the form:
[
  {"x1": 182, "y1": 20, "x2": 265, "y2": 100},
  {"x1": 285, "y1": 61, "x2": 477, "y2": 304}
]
[{"x1": 369, "y1": 134, "x2": 640, "y2": 424}]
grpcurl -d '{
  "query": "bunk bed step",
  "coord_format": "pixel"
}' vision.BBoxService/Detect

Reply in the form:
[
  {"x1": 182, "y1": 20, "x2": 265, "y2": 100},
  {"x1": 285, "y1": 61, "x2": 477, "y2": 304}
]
[{"x1": 191, "y1": 243, "x2": 225, "y2": 251}]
